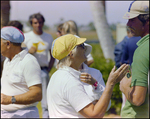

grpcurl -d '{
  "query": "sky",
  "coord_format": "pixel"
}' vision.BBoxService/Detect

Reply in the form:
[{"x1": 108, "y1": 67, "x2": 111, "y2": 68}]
[{"x1": 9, "y1": 1, "x2": 132, "y2": 27}]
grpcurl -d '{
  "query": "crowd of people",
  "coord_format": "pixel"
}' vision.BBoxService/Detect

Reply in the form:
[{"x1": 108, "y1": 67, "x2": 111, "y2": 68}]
[{"x1": 1, "y1": 1, "x2": 149, "y2": 118}]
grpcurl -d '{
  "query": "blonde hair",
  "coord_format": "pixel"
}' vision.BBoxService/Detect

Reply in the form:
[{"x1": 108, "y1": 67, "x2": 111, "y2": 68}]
[{"x1": 62, "y1": 20, "x2": 79, "y2": 36}]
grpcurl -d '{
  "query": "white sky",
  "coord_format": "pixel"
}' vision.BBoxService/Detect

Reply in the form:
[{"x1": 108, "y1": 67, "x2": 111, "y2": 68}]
[{"x1": 9, "y1": 1, "x2": 131, "y2": 27}]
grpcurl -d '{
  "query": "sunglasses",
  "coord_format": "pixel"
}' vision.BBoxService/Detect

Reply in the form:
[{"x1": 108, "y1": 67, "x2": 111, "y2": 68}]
[{"x1": 77, "y1": 43, "x2": 85, "y2": 49}]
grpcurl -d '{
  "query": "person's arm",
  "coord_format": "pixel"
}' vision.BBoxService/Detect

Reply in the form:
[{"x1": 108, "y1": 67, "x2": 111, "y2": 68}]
[
  {"x1": 28, "y1": 46, "x2": 37, "y2": 54},
  {"x1": 120, "y1": 76, "x2": 147, "y2": 106},
  {"x1": 1, "y1": 84, "x2": 42, "y2": 104},
  {"x1": 47, "y1": 49, "x2": 55, "y2": 72},
  {"x1": 78, "y1": 64, "x2": 128, "y2": 118}
]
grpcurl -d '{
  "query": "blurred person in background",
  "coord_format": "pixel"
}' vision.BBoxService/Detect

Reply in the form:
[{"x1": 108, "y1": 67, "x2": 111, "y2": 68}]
[{"x1": 23, "y1": 12, "x2": 55, "y2": 118}]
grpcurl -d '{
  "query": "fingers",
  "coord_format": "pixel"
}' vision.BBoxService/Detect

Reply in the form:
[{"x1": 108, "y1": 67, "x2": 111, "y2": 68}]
[
  {"x1": 110, "y1": 65, "x2": 116, "y2": 73},
  {"x1": 116, "y1": 64, "x2": 128, "y2": 73}
]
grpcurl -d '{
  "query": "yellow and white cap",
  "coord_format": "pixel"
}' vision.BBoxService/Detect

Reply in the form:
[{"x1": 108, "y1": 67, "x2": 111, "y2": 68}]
[
  {"x1": 51, "y1": 34, "x2": 91, "y2": 60},
  {"x1": 123, "y1": 1, "x2": 149, "y2": 19}
]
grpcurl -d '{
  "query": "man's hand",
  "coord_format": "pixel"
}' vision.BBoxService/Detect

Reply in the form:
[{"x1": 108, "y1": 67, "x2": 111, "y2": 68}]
[
  {"x1": 119, "y1": 76, "x2": 132, "y2": 94},
  {"x1": 1, "y1": 93, "x2": 11, "y2": 105}
]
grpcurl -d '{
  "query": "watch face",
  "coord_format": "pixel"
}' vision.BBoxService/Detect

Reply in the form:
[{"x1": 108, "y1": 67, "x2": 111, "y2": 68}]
[{"x1": 11, "y1": 96, "x2": 16, "y2": 104}]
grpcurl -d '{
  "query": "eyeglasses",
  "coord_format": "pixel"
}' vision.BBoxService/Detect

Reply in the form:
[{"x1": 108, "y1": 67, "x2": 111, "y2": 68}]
[{"x1": 77, "y1": 43, "x2": 85, "y2": 49}]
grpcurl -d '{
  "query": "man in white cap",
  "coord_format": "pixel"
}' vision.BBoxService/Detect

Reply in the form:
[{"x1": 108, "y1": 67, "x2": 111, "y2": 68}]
[
  {"x1": 47, "y1": 34, "x2": 128, "y2": 118},
  {"x1": 119, "y1": 1, "x2": 149, "y2": 118},
  {"x1": 1, "y1": 26, "x2": 42, "y2": 118}
]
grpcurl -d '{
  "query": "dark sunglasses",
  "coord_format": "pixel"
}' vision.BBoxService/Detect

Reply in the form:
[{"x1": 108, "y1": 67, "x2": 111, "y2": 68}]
[{"x1": 78, "y1": 43, "x2": 85, "y2": 49}]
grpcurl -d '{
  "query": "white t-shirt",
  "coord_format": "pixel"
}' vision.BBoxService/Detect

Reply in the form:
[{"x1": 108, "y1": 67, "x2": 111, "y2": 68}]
[
  {"x1": 47, "y1": 66, "x2": 92, "y2": 118},
  {"x1": 1, "y1": 49, "x2": 42, "y2": 111},
  {"x1": 24, "y1": 31, "x2": 53, "y2": 67}
]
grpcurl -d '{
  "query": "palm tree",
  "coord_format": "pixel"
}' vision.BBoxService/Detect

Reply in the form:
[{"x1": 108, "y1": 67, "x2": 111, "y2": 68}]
[
  {"x1": 1, "y1": 1, "x2": 10, "y2": 28},
  {"x1": 89, "y1": 1, "x2": 115, "y2": 60}
]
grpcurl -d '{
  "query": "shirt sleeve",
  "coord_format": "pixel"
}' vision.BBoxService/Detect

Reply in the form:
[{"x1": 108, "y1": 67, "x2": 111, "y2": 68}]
[
  {"x1": 131, "y1": 49, "x2": 149, "y2": 87},
  {"x1": 23, "y1": 55, "x2": 42, "y2": 87}
]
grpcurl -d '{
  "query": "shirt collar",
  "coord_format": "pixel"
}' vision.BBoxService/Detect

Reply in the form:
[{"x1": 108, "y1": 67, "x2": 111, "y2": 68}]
[
  {"x1": 60, "y1": 66, "x2": 81, "y2": 79},
  {"x1": 6, "y1": 48, "x2": 29, "y2": 63},
  {"x1": 137, "y1": 34, "x2": 149, "y2": 47}
]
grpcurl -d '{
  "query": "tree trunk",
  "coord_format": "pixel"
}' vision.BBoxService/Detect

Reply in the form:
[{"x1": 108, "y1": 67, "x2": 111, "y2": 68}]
[
  {"x1": 1, "y1": 1, "x2": 10, "y2": 28},
  {"x1": 89, "y1": 1, "x2": 115, "y2": 60}
]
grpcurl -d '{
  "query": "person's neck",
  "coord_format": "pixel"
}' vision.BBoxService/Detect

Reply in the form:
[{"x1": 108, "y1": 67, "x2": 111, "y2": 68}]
[
  {"x1": 33, "y1": 30, "x2": 43, "y2": 35},
  {"x1": 8, "y1": 47, "x2": 22, "y2": 61},
  {"x1": 70, "y1": 61, "x2": 82, "y2": 71}
]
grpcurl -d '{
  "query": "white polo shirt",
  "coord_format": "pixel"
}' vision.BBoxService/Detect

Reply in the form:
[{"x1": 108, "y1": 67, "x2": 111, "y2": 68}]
[
  {"x1": 47, "y1": 66, "x2": 92, "y2": 118},
  {"x1": 1, "y1": 48, "x2": 42, "y2": 111}
]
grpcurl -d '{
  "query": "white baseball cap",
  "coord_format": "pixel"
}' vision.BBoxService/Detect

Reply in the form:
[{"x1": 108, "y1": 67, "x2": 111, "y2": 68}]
[{"x1": 123, "y1": 1, "x2": 149, "y2": 19}]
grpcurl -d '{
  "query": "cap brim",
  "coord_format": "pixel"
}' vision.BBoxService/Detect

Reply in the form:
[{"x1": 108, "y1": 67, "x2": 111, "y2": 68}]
[
  {"x1": 123, "y1": 12, "x2": 139, "y2": 19},
  {"x1": 84, "y1": 43, "x2": 92, "y2": 57}
]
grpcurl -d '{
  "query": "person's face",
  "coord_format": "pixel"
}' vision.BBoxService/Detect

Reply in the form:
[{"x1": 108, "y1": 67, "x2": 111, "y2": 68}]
[
  {"x1": 56, "y1": 30, "x2": 62, "y2": 37},
  {"x1": 127, "y1": 17, "x2": 143, "y2": 37},
  {"x1": 1, "y1": 38, "x2": 9, "y2": 56},
  {"x1": 31, "y1": 18, "x2": 44, "y2": 33},
  {"x1": 72, "y1": 43, "x2": 87, "y2": 62}
]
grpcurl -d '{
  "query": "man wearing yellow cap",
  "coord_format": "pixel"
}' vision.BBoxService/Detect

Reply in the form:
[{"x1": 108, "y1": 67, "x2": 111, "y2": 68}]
[
  {"x1": 47, "y1": 34, "x2": 128, "y2": 118},
  {"x1": 119, "y1": 1, "x2": 149, "y2": 118}
]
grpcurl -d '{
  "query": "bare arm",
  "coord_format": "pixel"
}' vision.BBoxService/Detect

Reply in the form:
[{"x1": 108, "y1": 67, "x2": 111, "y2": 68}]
[
  {"x1": 120, "y1": 76, "x2": 147, "y2": 106},
  {"x1": 1, "y1": 84, "x2": 42, "y2": 105},
  {"x1": 28, "y1": 46, "x2": 37, "y2": 54},
  {"x1": 79, "y1": 64, "x2": 129, "y2": 118}
]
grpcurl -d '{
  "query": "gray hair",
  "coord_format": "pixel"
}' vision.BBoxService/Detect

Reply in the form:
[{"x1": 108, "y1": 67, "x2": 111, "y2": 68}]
[{"x1": 56, "y1": 46, "x2": 77, "y2": 69}]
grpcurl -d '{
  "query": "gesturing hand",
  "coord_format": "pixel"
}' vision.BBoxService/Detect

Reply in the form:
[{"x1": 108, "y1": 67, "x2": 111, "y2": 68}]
[{"x1": 107, "y1": 64, "x2": 129, "y2": 86}]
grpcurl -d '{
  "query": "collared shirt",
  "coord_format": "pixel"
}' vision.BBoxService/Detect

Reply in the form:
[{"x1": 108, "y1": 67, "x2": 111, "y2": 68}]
[
  {"x1": 121, "y1": 34, "x2": 149, "y2": 118},
  {"x1": 1, "y1": 48, "x2": 42, "y2": 111},
  {"x1": 47, "y1": 66, "x2": 92, "y2": 118}
]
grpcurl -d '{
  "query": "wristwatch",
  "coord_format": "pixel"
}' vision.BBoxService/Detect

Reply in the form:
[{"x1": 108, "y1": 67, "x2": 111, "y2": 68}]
[{"x1": 11, "y1": 96, "x2": 16, "y2": 104}]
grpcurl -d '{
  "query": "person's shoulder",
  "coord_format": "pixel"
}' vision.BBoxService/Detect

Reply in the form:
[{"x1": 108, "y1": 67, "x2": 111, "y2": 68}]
[
  {"x1": 43, "y1": 32, "x2": 53, "y2": 37},
  {"x1": 24, "y1": 30, "x2": 33, "y2": 35}
]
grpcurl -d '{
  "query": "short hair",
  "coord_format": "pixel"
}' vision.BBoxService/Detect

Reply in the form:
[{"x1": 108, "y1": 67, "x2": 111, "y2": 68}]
[
  {"x1": 62, "y1": 20, "x2": 79, "y2": 36},
  {"x1": 7, "y1": 20, "x2": 23, "y2": 31},
  {"x1": 29, "y1": 12, "x2": 45, "y2": 25},
  {"x1": 138, "y1": 14, "x2": 149, "y2": 25}
]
